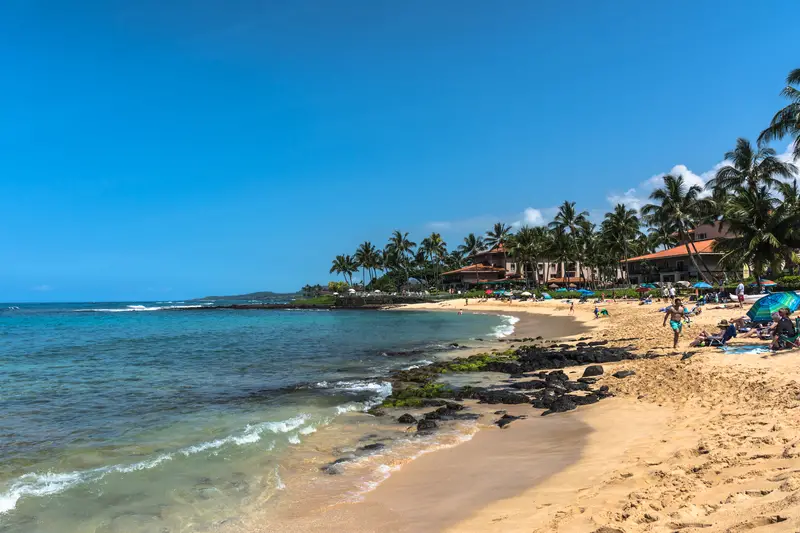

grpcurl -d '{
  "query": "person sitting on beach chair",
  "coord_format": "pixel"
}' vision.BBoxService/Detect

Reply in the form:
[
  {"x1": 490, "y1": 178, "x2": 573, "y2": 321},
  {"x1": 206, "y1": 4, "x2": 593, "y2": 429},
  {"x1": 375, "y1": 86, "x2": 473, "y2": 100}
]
[
  {"x1": 689, "y1": 320, "x2": 737, "y2": 347},
  {"x1": 594, "y1": 307, "x2": 609, "y2": 319},
  {"x1": 772, "y1": 308, "x2": 800, "y2": 350}
]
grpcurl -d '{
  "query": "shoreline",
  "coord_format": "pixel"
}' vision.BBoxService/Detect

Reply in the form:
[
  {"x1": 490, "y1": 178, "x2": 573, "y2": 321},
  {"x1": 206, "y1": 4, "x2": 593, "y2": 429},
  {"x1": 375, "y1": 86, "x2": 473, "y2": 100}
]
[{"x1": 232, "y1": 305, "x2": 603, "y2": 532}]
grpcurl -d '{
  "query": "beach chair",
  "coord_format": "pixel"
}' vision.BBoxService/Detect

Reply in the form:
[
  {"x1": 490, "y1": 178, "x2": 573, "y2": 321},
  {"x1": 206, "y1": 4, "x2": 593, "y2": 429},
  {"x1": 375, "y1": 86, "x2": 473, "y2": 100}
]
[{"x1": 777, "y1": 317, "x2": 800, "y2": 349}]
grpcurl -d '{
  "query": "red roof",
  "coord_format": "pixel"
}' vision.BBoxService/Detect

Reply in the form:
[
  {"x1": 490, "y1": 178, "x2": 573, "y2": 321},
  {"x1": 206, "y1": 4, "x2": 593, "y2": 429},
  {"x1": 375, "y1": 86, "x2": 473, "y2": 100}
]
[
  {"x1": 475, "y1": 243, "x2": 506, "y2": 255},
  {"x1": 442, "y1": 263, "x2": 505, "y2": 276},
  {"x1": 625, "y1": 239, "x2": 719, "y2": 263}
]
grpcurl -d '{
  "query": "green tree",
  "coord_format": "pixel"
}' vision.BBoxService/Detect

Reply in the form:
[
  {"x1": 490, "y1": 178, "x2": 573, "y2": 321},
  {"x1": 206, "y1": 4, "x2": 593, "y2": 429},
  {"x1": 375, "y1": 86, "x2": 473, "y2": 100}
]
[
  {"x1": 548, "y1": 201, "x2": 589, "y2": 282},
  {"x1": 457, "y1": 233, "x2": 486, "y2": 286},
  {"x1": 354, "y1": 242, "x2": 380, "y2": 285},
  {"x1": 641, "y1": 175, "x2": 715, "y2": 283},
  {"x1": 759, "y1": 67, "x2": 800, "y2": 161},
  {"x1": 506, "y1": 226, "x2": 551, "y2": 287},
  {"x1": 420, "y1": 233, "x2": 448, "y2": 288},
  {"x1": 484, "y1": 222, "x2": 512, "y2": 249},
  {"x1": 706, "y1": 138, "x2": 796, "y2": 198},
  {"x1": 601, "y1": 203, "x2": 642, "y2": 286},
  {"x1": 715, "y1": 186, "x2": 800, "y2": 292}
]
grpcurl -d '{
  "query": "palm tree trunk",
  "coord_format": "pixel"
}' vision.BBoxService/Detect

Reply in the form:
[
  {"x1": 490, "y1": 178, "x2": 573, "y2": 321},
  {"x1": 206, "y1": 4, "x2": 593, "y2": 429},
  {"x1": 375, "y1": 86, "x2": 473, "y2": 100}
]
[
  {"x1": 683, "y1": 243, "x2": 711, "y2": 283},
  {"x1": 623, "y1": 241, "x2": 631, "y2": 287},
  {"x1": 688, "y1": 239, "x2": 716, "y2": 282}
]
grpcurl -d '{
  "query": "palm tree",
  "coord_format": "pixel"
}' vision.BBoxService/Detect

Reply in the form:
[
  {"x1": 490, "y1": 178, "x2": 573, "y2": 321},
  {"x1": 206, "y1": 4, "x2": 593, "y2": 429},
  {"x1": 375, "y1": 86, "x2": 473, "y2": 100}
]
[
  {"x1": 548, "y1": 201, "x2": 589, "y2": 282},
  {"x1": 715, "y1": 186, "x2": 800, "y2": 292},
  {"x1": 484, "y1": 222, "x2": 512, "y2": 249},
  {"x1": 386, "y1": 231, "x2": 416, "y2": 265},
  {"x1": 641, "y1": 175, "x2": 715, "y2": 283},
  {"x1": 457, "y1": 233, "x2": 485, "y2": 286},
  {"x1": 330, "y1": 255, "x2": 348, "y2": 282},
  {"x1": 759, "y1": 68, "x2": 800, "y2": 161},
  {"x1": 706, "y1": 138, "x2": 796, "y2": 197},
  {"x1": 506, "y1": 226, "x2": 551, "y2": 287},
  {"x1": 354, "y1": 242, "x2": 380, "y2": 286},
  {"x1": 420, "y1": 233, "x2": 448, "y2": 288},
  {"x1": 601, "y1": 204, "x2": 642, "y2": 286},
  {"x1": 342, "y1": 255, "x2": 358, "y2": 286},
  {"x1": 549, "y1": 229, "x2": 573, "y2": 287}
]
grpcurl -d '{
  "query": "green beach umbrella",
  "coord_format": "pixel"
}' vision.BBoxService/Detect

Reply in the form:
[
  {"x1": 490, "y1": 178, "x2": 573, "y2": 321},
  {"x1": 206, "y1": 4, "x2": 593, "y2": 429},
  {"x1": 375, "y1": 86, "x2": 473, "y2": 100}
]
[{"x1": 746, "y1": 292, "x2": 800, "y2": 323}]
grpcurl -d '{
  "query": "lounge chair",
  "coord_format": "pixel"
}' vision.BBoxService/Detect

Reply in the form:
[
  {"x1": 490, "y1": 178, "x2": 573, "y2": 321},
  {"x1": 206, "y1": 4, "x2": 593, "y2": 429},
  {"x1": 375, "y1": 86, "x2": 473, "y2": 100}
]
[{"x1": 777, "y1": 317, "x2": 800, "y2": 349}]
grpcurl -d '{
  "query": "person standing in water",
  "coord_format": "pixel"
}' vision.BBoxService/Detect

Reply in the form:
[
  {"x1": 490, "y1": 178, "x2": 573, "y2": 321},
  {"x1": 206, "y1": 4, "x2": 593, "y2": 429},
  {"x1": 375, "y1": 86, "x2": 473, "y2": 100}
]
[{"x1": 663, "y1": 298, "x2": 686, "y2": 349}]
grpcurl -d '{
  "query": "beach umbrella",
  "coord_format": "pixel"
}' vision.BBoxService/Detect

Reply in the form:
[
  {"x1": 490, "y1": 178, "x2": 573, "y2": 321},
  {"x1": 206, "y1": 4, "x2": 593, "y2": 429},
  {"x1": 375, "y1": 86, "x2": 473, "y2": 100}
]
[
  {"x1": 374, "y1": 290, "x2": 381, "y2": 293},
  {"x1": 692, "y1": 281, "x2": 713, "y2": 289},
  {"x1": 568, "y1": 283, "x2": 577, "y2": 288},
  {"x1": 548, "y1": 283, "x2": 559, "y2": 289},
  {"x1": 746, "y1": 291, "x2": 800, "y2": 323},
  {"x1": 635, "y1": 287, "x2": 650, "y2": 293},
  {"x1": 485, "y1": 289, "x2": 493, "y2": 295},
  {"x1": 676, "y1": 281, "x2": 691, "y2": 288},
  {"x1": 761, "y1": 279, "x2": 777, "y2": 286},
  {"x1": 520, "y1": 291, "x2": 532, "y2": 296},
  {"x1": 641, "y1": 283, "x2": 657, "y2": 288},
  {"x1": 348, "y1": 288, "x2": 356, "y2": 293}
]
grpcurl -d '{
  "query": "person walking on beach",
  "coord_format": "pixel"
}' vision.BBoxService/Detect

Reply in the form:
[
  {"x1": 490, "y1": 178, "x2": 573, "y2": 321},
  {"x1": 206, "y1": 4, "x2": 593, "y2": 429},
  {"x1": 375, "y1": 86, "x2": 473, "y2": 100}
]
[
  {"x1": 663, "y1": 298, "x2": 686, "y2": 349},
  {"x1": 736, "y1": 281, "x2": 745, "y2": 309},
  {"x1": 668, "y1": 285, "x2": 676, "y2": 300},
  {"x1": 569, "y1": 301, "x2": 575, "y2": 315}
]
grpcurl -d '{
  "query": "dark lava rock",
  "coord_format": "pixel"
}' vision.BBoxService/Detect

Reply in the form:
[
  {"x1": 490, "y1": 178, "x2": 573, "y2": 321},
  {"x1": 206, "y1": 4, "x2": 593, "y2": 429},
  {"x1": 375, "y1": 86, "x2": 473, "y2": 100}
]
[
  {"x1": 397, "y1": 413, "x2": 417, "y2": 424},
  {"x1": 542, "y1": 396, "x2": 577, "y2": 416},
  {"x1": 582, "y1": 365, "x2": 604, "y2": 377},
  {"x1": 596, "y1": 385, "x2": 613, "y2": 398},
  {"x1": 425, "y1": 407, "x2": 465, "y2": 420},
  {"x1": 495, "y1": 414, "x2": 526, "y2": 428},
  {"x1": 510, "y1": 379, "x2": 547, "y2": 390},
  {"x1": 356, "y1": 443, "x2": 385, "y2": 455},
  {"x1": 417, "y1": 419, "x2": 437, "y2": 431},
  {"x1": 578, "y1": 377, "x2": 598, "y2": 384},
  {"x1": 565, "y1": 393, "x2": 600, "y2": 406},
  {"x1": 444, "y1": 401, "x2": 464, "y2": 411},
  {"x1": 478, "y1": 390, "x2": 529, "y2": 404},
  {"x1": 366, "y1": 407, "x2": 386, "y2": 417},
  {"x1": 320, "y1": 457, "x2": 353, "y2": 475},
  {"x1": 494, "y1": 410, "x2": 507, "y2": 415},
  {"x1": 564, "y1": 381, "x2": 590, "y2": 392},
  {"x1": 587, "y1": 340, "x2": 609, "y2": 346},
  {"x1": 449, "y1": 343, "x2": 459, "y2": 348},
  {"x1": 546, "y1": 370, "x2": 569, "y2": 382},
  {"x1": 612, "y1": 370, "x2": 636, "y2": 379}
]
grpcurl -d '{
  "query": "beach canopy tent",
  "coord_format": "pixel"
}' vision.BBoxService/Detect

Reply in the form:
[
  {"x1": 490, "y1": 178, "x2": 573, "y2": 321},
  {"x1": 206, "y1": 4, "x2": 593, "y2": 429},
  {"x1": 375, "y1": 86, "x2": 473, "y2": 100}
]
[
  {"x1": 520, "y1": 291, "x2": 532, "y2": 296},
  {"x1": 555, "y1": 288, "x2": 568, "y2": 293},
  {"x1": 693, "y1": 282, "x2": 713, "y2": 289},
  {"x1": 746, "y1": 291, "x2": 800, "y2": 323},
  {"x1": 578, "y1": 289, "x2": 595, "y2": 296},
  {"x1": 542, "y1": 293, "x2": 553, "y2": 300},
  {"x1": 641, "y1": 283, "x2": 658, "y2": 289}
]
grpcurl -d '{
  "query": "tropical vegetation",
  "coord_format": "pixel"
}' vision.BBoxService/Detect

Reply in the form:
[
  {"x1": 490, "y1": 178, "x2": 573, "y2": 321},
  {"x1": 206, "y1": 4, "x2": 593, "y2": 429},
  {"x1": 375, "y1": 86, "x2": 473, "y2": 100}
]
[{"x1": 325, "y1": 67, "x2": 800, "y2": 294}]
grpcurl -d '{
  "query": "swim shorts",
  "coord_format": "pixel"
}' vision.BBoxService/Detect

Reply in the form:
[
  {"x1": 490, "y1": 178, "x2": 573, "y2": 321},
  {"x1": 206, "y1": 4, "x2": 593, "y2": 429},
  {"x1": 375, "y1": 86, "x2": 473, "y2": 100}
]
[{"x1": 670, "y1": 320, "x2": 682, "y2": 332}]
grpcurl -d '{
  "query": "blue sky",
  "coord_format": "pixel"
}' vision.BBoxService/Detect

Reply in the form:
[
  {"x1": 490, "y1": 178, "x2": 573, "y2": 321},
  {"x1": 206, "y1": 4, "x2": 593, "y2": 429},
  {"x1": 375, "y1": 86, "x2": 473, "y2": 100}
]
[{"x1": 1, "y1": 1, "x2": 798, "y2": 301}]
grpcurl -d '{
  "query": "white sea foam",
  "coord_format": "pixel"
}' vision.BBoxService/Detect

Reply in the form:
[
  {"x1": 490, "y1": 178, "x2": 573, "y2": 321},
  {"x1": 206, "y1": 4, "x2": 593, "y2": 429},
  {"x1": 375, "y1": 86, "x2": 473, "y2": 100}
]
[
  {"x1": 287, "y1": 434, "x2": 300, "y2": 445},
  {"x1": 76, "y1": 304, "x2": 206, "y2": 313},
  {"x1": 492, "y1": 315, "x2": 520, "y2": 338},
  {"x1": 273, "y1": 466, "x2": 286, "y2": 490},
  {"x1": 0, "y1": 415, "x2": 310, "y2": 514},
  {"x1": 299, "y1": 425, "x2": 317, "y2": 435}
]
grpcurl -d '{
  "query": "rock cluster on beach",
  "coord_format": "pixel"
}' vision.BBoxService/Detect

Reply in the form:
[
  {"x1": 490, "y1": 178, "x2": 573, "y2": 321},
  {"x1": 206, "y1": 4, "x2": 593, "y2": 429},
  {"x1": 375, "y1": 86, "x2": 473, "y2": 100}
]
[{"x1": 374, "y1": 339, "x2": 660, "y2": 427}]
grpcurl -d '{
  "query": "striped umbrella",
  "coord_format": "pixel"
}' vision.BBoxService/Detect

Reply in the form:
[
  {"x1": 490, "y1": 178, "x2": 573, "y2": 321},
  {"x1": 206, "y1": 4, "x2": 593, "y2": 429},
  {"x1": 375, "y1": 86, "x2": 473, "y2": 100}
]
[{"x1": 746, "y1": 292, "x2": 800, "y2": 323}]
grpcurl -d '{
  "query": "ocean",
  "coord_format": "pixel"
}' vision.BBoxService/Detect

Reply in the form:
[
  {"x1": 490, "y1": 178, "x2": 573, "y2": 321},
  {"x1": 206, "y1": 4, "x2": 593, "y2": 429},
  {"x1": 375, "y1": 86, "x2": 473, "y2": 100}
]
[{"x1": 0, "y1": 302, "x2": 513, "y2": 533}]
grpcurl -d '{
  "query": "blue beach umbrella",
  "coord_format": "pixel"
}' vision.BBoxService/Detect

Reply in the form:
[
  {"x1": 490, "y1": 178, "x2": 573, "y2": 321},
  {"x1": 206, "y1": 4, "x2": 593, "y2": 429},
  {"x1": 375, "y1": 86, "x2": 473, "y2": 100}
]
[
  {"x1": 746, "y1": 292, "x2": 800, "y2": 323},
  {"x1": 555, "y1": 288, "x2": 567, "y2": 293},
  {"x1": 641, "y1": 283, "x2": 657, "y2": 289},
  {"x1": 692, "y1": 281, "x2": 713, "y2": 289}
]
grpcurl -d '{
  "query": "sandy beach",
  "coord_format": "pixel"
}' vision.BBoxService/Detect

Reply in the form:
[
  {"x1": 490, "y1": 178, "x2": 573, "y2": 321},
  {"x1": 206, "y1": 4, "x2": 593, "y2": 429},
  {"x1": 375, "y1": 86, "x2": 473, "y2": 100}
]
[{"x1": 388, "y1": 298, "x2": 800, "y2": 532}]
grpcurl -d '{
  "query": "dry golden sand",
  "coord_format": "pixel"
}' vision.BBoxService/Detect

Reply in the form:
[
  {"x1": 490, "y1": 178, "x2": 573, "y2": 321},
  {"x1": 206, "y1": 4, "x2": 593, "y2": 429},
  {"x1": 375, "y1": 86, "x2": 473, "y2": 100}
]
[{"x1": 400, "y1": 298, "x2": 800, "y2": 532}]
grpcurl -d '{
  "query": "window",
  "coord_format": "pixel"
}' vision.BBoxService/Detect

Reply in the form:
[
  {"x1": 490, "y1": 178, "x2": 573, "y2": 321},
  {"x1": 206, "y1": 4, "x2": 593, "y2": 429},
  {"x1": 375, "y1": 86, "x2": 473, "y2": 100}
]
[
  {"x1": 509, "y1": 263, "x2": 517, "y2": 272},
  {"x1": 676, "y1": 260, "x2": 685, "y2": 271}
]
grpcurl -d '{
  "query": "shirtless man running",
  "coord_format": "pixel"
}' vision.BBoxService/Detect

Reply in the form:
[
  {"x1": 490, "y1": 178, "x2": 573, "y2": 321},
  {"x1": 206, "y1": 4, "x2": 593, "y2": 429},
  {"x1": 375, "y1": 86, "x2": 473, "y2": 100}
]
[{"x1": 663, "y1": 298, "x2": 686, "y2": 349}]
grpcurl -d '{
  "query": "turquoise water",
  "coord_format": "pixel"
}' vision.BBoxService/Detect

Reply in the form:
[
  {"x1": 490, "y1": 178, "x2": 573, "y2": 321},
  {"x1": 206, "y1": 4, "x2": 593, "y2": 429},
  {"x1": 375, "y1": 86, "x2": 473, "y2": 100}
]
[{"x1": 0, "y1": 302, "x2": 507, "y2": 532}]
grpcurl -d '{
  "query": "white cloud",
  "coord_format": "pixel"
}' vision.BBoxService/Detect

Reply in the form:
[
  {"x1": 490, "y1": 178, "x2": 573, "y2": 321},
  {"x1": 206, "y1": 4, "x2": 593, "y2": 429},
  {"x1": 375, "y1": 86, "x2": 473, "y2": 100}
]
[
  {"x1": 523, "y1": 208, "x2": 544, "y2": 225},
  {"x1": 607, "y1": 188, "x2": 646, "y2": 211},
  {"x1": 32, "y1": 285, "x2": 52, "y2": 291}
]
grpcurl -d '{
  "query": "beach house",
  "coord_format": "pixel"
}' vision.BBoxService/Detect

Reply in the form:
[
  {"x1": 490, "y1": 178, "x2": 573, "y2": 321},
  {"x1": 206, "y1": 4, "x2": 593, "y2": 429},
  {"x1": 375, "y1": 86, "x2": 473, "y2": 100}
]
[
  {"x1": 624, "y1": 224, "x2": 733, "y2": 284},
  {"x1": 441, "y1": 243, "x2": 595, "y2": 288}
]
